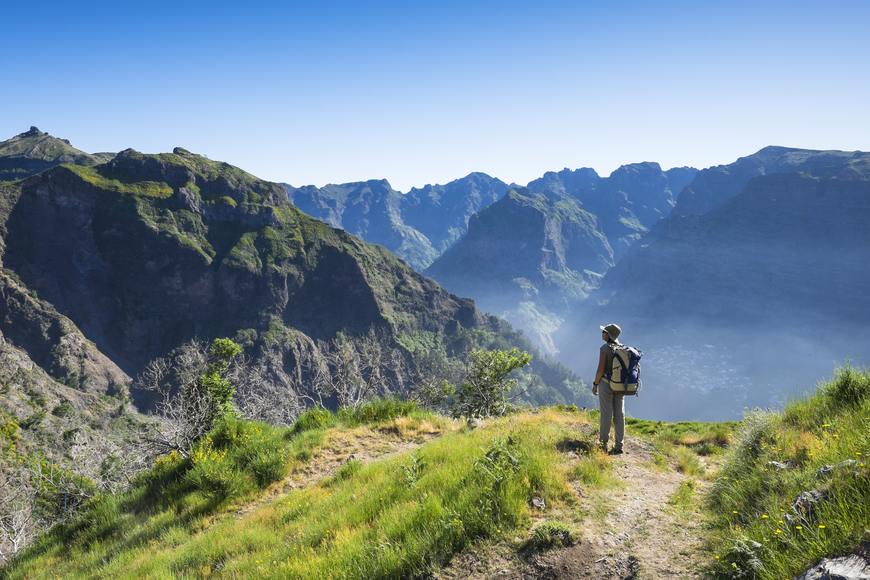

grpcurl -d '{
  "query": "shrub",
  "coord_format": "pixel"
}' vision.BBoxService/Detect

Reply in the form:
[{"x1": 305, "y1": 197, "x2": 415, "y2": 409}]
[
  {"x1": 52, "y1": 401, "x2": 74, "y2": 418},
  {"x1": 185, "y1": 417, "x2": 290, "y2": 499},
  {"x1": 185, "y1": 438, "x2": 250, "y2": 499},
  {"x1": 337, "y1": 397, "x2": 420, "y2": 425},
  {"x1": 452, "y1": 348, "x2": 532, "y2": 418},
  {"x1": 290, "y1": 408, "x2": 335, "y2": 435},
  {"x1": 825, "y1": 365, "x2": 870, "y2": 408},
  {"x1": 527, "y1": 521, "x2": 576, "y2": 550}
]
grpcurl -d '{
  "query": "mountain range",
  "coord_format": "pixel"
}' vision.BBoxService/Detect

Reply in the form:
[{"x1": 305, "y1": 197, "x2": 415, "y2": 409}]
[
  {"x1": 281, "y1": 144, "x2": 870, "y2": 420},
  {"x1": 0, "y1": 128, "x2": 586, "y2": 462},
  {"x1": 284, "y1": 172, "x2": 510, "y2": 270},
  {"x1": 567, "y1": 146, "x2": 870, "y2": 419}
]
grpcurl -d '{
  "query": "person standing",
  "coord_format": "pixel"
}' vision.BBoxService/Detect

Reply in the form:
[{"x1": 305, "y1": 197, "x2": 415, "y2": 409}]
[{"x1": 593, "y1": 323, "x2": 625, "y2": 454}]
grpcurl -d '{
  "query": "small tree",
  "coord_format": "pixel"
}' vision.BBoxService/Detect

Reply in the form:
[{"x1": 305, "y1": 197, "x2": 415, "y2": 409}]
[
  {"x1": 452, "y1": 348, "x2": 532, "y2": 418},
  {"x1": 138, "y1": 337, "x2": 243, "y2": 457}
]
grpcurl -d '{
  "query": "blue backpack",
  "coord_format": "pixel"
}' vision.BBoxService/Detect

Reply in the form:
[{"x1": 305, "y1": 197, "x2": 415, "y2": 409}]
[{"x1": 606, "y1": 344, "x2": 643, "y2": 395}]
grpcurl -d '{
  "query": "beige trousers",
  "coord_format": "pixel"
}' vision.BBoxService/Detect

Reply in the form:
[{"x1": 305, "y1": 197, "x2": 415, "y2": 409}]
[{"x1": 598, "y1": 379, "x2": 625, "y2": 447}]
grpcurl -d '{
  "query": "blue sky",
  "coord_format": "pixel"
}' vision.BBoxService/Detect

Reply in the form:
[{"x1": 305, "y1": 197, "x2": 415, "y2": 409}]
[{"x1": 1, "y1": 0, "x2": 868, "y2": 190}]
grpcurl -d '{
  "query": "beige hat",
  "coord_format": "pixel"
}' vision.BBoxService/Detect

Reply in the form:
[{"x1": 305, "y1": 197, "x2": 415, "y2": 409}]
[{"x1": 600, "y1": 323, "x2": 621, "y2": 339}]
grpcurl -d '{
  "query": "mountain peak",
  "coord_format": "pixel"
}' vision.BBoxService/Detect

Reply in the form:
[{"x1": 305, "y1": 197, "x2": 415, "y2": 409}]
[
  {"x1": 20, "y1": 126, "x2": 44, "y2": 138},
  {"x1": 0, "y1": 127, "x2": 108, "y2": 181}
]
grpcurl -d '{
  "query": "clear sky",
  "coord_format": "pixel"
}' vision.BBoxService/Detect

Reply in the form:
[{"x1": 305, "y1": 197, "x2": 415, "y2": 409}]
[{"x1": 2, "y1": 0, "x2": 868, "y2": 191}]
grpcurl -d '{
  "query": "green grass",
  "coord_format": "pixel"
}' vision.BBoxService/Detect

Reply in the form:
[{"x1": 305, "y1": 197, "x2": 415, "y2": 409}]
[
  {"x1": 668, "y1": 479, "x2": 697, "y2": 511},
  {"x1": 569, "y1": 444, "x2": 618, "y2": 488},
  {"x1": 706, "y1": 367, "x2": 870, "y2": 578},
  {"x1": 5, "y1": 409, "x2": 578, "y2": 578},
  {"x1": 62, "y1": 164, "x2": 173, "y2": 198},
  {"x1": 627, "y1": 417, "x2": 736, "y2": 477}
]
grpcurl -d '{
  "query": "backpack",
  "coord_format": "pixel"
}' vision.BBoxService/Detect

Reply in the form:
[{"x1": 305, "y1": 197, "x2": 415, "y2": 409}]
[{"x1": 606, "y1": 343, "x2": 643, "y2": 395}]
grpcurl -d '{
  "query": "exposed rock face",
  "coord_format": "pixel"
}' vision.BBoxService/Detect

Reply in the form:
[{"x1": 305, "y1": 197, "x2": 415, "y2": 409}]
[
  {"x1": 427, "y1": 188, "x2": 612, "y2": 310},
  {"x1": 596, "y1": 163, "x2": 870, "y2": 329},
  {"x1": 0, "y1": 271, "x2": 130, "y2": 397},
  {"x1": 673, "y1": 146, "x2": 870, "y2": 217},
  {"x1": 798, "y1": 541, "x2": 870, "y2": 580}
]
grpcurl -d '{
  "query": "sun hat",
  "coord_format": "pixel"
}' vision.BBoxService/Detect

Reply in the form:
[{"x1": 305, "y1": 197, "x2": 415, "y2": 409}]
[{"x1": 599, "y1": 323, "x2": 621, "y2": 339}]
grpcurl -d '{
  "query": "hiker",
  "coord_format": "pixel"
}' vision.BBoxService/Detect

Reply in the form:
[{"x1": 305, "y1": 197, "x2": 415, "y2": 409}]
[{"x1": 593, "y1": 323, "x2": 625, "y2": 455}]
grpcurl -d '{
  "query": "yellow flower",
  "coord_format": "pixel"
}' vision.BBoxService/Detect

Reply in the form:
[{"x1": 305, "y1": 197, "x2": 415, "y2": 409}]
[
  {"x1": 821, "y1": 423, "x2": 831, "y2": 428},
  {"x1": 732, "y1": 511, "x2": 739, "y2": 515},
  {"x1": 796, "y1": 525, "x2": 803, "y2": 530},
  {"x1": 715, "y1": 555, "x2": 720, "y2": 560},
  {"x1": 818, "y1": 524, "x2": 826, "y2": 529},
  {"x1": 761, "y1": 514, "x2": 769, "y2": 519},
  {"x1": 775, "y1": 529, "x2": 783, "y2": 534}
]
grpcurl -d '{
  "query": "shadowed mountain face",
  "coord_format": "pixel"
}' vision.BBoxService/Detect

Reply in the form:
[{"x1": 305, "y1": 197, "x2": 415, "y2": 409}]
[
  {"x1": 0, "y1": 130, "x2": 587, "y2": 414},
  {"x1": 528, "y1": 163, "x2": 697, "y2": 259},
  {"x1": 0, "y1": 126, "x2": 112, "y2": 181},
  {"x1": 425, "y1": 189, "x2": 613, "y2": 353},
  {"x1": 284, "y1": 173, "x2": 509, "y2": 270},
  {"x1": 401, "y1": 172, "x2": 510, "y2": 254},
  {"x1": 427, "y1": 163, "x2": 697, "y2": 355},
  {"x1": 563, "y1": 147, "x2": 870, "y2": 420}
]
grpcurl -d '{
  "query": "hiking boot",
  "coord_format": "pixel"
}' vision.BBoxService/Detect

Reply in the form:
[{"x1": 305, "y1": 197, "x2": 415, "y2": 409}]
[{"x1": 608, "y1": 445, "x2": 624, "y2": 455}]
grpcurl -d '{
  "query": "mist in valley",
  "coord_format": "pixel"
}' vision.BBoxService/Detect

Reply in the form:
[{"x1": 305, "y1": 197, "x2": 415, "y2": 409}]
[{"x1": 554, "y1": 318, "x2": 869, "y2": 421}]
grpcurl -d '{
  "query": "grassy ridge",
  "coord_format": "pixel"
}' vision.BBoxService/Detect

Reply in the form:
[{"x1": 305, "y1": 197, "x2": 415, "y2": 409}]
[
  {"x1": 5, "y1": 405, "x2": 582, "y2": 578},
  {"x1": 4, "y1": 400, "x2": 434, "y2": 578},
  {"x1": 707, "y1": 367, "x2": 870, "y2": 578}
]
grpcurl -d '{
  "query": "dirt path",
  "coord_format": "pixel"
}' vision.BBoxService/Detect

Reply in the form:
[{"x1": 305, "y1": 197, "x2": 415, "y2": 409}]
[
  {"x1": 538, "y1": 437, "x2": 710, "y2": 579},
  {"x1": 234, "y1": 421, "x2": 444, "y2": 519},
  {"x1": 438, "y1": 435, "x2": 711, "y2": 579}
]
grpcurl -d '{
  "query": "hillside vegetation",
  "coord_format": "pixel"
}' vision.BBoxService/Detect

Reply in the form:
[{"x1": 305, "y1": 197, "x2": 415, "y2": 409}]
[
  {"x1": 6, "y1": 404, "x2": 583, "y2": 578},
  {"x1": 708, "y1": 367, "x2": 870, "y2": 578},
  {"x1": 3, "y1": 358, "x2": 866, "y2": 579}
]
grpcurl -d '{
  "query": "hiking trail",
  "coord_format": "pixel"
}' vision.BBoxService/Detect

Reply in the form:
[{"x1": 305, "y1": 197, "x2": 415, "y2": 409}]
[{"x1": 439, "y1": 435, "x2": 713, "y2": 579}]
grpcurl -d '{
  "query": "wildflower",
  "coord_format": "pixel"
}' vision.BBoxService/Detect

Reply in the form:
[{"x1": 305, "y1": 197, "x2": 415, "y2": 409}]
[
  {"x1": 732, "y1": 511, "x2": 739, "y2": 515},
  {"x1": 796, "y1": 525, "x2": 803, "y2": 530},
  {"x1": 761, "y1": 514, "x2": 769, "y2": 519},
  {"x1": 818, "y1": 524, "x2": 826, "y2": 529},
  {"x1": 775, "y1": 529, "x2": 783, "y2": 534},
  {"x1": 821, "y1": 423, "x2": 831, "y2": 428},
  {"x1": 715, "y1": 555, "x2": 720, "y2": 560}
]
